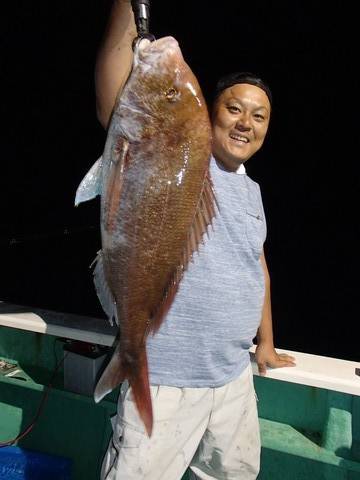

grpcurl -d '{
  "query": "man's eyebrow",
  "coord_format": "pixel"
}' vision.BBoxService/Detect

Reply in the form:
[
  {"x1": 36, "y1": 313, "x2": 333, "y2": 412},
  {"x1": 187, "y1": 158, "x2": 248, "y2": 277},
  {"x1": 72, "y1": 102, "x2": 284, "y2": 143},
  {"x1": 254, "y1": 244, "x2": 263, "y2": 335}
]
[{"x1": 226, "y1": 97, "x2": 269, "y2": 111}]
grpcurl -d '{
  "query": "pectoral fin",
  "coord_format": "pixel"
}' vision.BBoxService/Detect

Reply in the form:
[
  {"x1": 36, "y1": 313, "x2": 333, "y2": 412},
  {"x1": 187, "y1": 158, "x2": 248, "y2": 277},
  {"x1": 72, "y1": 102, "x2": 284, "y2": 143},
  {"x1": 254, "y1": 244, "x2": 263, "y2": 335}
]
[{"x1": 104, "y1": 137, "x2": 130, "y2": 232}]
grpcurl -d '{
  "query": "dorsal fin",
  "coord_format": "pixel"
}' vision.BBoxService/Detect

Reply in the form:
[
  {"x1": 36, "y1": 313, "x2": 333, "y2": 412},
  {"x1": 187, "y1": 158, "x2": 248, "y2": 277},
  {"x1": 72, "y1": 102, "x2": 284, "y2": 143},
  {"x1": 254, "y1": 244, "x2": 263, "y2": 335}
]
[{"x1": 150, "y1": 170, "x2": 218, "y2": 332}]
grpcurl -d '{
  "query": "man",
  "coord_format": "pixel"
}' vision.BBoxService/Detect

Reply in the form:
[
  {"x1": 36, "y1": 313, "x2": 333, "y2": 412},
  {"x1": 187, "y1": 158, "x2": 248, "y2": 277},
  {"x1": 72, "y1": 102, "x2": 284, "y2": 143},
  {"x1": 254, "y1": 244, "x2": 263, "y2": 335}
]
[{"x1": 96, "y1": 1, "x2": 296, "y2": 479}]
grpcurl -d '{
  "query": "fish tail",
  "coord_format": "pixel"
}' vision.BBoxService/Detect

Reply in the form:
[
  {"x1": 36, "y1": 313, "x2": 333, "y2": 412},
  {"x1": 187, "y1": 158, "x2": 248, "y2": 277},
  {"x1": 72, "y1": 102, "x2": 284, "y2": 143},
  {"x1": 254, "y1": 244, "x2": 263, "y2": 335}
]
[
  {"x1": 94, "y1": 344, "x2": 153, "y2": 437},
  {"x1": 94, "y1": 343, "x2": 125, "y2": 403},
  {"x1": 128, "y1": 350, "x2": 153, "y2": 437}
]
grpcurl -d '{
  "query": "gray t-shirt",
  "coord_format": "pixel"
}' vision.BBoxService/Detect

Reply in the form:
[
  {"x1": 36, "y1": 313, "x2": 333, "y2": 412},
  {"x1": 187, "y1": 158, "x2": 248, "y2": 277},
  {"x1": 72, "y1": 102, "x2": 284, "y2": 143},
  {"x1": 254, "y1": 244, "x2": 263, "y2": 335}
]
[{"x1": 147, "y1": 156, "x2": 267, "y2": 387}]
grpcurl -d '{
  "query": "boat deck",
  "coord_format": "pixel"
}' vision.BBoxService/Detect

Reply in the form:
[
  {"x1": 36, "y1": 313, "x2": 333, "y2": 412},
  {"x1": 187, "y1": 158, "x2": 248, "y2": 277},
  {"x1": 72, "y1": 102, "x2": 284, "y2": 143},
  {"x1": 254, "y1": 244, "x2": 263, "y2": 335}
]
[{"x1": 1, "y1": 302, "x2": 359, "y2": 479}]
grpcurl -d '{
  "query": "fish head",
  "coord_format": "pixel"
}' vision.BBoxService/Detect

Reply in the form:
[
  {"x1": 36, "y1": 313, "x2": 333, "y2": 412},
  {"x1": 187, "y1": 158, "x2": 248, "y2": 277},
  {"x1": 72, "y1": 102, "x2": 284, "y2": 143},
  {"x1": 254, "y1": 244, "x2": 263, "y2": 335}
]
[{"x1": 115, "y1": 36, "x2": 209, "y2": 141}]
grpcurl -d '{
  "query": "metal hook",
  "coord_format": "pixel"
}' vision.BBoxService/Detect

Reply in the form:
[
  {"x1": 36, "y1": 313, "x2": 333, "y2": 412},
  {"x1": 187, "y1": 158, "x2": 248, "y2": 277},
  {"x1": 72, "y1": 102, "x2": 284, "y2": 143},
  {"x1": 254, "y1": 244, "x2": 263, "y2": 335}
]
[{"x1": 131, "y1": 0, "x2": 155, "y2": 46}]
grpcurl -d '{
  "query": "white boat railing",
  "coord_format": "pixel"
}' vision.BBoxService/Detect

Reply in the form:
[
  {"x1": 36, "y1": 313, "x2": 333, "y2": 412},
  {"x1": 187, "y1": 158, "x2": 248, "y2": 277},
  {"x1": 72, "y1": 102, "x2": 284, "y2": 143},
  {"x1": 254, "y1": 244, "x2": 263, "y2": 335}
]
[{"x1": 1, "y1": 301, "x2": 359, "y2": 396}]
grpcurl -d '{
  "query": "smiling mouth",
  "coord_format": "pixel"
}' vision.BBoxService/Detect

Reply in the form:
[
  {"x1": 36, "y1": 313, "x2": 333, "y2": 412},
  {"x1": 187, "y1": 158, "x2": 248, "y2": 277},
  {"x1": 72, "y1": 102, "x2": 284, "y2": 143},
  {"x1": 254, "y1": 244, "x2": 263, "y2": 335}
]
[{"x1": 229, "y1": 133, "x2": 249, "y2": 143}]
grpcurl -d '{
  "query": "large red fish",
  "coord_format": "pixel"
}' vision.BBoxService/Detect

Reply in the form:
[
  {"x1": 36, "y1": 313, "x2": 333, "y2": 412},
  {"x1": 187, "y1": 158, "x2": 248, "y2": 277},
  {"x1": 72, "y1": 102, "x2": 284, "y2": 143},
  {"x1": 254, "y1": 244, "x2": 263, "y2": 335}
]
[{"x1": 75, "y1": 36, "x2": 216, "y2": 436}]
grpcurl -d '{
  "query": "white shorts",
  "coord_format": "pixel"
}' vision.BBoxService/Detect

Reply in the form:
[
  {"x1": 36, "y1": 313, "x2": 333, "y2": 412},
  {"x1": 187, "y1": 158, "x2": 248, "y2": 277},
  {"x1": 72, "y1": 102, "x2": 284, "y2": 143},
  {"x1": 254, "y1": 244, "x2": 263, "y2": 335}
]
[{"x1": 101, "y1": 364, "x2": 260, "y2": 480}]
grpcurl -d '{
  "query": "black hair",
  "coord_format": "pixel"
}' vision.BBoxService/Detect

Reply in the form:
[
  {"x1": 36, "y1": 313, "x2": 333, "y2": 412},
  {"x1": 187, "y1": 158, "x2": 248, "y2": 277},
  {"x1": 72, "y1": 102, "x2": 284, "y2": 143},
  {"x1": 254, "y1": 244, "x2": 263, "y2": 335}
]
[{"x1": 213, "y1": 71, "x2": 272, "y2": 107}]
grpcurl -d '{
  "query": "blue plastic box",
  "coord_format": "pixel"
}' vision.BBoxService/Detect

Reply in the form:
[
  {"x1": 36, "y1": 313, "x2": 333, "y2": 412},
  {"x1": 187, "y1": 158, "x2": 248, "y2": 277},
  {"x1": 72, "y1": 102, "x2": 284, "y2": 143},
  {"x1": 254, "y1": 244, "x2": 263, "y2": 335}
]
[{"x1": 0, "y1": 446, "x2": 71, "y2": 480}]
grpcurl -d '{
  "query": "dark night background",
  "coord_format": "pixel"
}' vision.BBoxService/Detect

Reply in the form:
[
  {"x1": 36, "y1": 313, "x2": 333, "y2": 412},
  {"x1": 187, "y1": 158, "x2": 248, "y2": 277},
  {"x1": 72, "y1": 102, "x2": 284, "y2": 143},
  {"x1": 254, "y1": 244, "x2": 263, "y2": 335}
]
[{"x1": 1, "y1": 1, "x2": 358, "y2": 361}]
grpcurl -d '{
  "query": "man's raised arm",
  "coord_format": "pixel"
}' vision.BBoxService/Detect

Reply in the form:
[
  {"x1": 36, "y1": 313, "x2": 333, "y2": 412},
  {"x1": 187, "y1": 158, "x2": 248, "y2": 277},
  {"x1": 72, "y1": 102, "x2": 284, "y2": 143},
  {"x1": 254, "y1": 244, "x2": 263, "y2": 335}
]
[{"x1": 95, "y1": 0, "x2": 137, "y2": 129}]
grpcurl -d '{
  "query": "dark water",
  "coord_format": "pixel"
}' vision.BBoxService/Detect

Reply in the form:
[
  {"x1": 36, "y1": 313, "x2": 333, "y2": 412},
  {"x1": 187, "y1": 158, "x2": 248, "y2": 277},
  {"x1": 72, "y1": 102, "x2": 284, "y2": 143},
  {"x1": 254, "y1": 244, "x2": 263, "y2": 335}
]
[{"x1": 1, "y1": 1, "x2": 359, "y2": 361}]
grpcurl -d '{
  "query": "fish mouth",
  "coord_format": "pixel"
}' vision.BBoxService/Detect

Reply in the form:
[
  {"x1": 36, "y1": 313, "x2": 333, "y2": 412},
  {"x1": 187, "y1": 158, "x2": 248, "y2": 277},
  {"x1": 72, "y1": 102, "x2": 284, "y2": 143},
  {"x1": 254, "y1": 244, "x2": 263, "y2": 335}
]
[
  {"x1": 139, "y1": 36, "x2": 180, "y2": 56},
  {"x1": 137, "y1": 36, "x2": 183, "y2": 66}
]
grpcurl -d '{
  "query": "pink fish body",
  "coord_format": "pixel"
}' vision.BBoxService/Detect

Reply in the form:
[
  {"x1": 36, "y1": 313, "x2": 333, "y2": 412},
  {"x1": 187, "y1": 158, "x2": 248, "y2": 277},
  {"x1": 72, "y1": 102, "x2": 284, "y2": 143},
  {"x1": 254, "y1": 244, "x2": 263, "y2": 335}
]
[{"x1": 75, "y1": 36, "x2": 216, "y2": 436}]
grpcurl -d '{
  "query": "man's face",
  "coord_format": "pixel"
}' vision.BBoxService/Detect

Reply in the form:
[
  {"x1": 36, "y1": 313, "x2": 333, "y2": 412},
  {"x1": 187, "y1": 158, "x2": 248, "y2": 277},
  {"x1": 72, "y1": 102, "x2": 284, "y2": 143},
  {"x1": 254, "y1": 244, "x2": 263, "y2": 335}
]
[{"x1": 211, "y1": 83, "x2": 271, "y2": 171}]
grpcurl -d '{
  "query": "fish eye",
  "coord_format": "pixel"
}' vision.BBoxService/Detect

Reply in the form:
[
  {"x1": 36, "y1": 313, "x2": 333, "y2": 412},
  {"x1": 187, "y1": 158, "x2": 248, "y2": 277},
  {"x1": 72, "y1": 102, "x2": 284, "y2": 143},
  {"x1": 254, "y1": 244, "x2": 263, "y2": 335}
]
[{"x1": 165, "y1": 87, "x2": 178, "y2": 101}]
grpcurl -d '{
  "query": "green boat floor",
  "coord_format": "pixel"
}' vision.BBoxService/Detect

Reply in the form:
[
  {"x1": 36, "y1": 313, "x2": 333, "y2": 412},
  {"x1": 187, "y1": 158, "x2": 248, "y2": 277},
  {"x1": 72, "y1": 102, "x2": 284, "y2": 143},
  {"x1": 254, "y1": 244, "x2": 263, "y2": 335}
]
[{"x1": 1, "y1": 325, "x2": 360, "y2": 479}]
